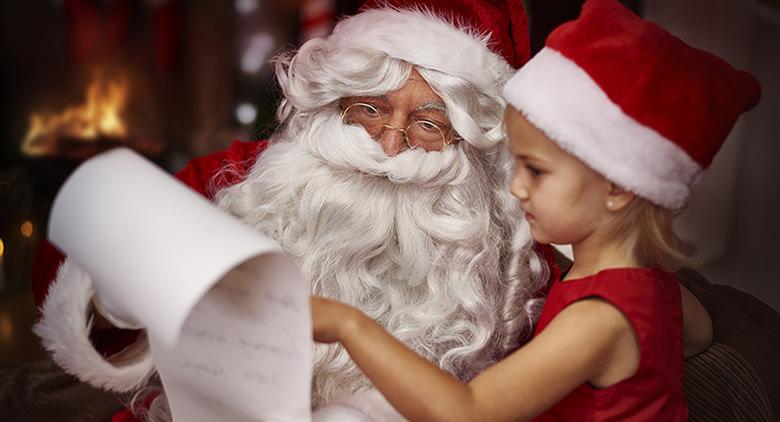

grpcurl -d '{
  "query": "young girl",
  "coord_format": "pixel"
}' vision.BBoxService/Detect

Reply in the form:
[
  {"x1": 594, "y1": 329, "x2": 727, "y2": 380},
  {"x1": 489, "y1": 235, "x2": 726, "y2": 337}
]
[{"x1": 311, "y1": 0, "x2": 761, "y2": 420}]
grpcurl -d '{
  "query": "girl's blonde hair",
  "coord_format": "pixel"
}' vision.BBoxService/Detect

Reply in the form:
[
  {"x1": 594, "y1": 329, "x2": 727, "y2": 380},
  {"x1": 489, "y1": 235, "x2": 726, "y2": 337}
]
[{"x1": 609, "y1": 198, "x2": 694, "y2": 272}]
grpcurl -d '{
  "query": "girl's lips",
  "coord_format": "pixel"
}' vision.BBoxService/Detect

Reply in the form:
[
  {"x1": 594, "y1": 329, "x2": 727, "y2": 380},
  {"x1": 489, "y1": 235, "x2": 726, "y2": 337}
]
[{"x1": 524, "y1": 212, "x2": 535, "y2": 222}]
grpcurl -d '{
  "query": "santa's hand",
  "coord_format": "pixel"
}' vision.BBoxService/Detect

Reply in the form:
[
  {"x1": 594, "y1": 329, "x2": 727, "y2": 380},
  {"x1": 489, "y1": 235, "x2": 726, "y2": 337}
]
[{"x1": 311, "y1": 296, "x2": 364, "y2": 344}]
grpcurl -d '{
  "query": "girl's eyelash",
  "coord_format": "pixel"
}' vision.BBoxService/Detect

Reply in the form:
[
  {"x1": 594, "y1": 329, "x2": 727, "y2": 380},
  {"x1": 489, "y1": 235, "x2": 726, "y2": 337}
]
[
  {"x1": 513, "y1": 156, "x2": 542, "y2": 175},
  {"x1": 525, "y1": 164, "x2": 542, "y2": 176}
]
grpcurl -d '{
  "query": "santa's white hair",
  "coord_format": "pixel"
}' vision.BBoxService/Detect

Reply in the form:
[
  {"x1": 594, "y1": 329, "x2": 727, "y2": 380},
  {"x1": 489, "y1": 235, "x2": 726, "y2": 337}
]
[{"x1": 135, "y1": 31, "x2": 548, "y2": 422}]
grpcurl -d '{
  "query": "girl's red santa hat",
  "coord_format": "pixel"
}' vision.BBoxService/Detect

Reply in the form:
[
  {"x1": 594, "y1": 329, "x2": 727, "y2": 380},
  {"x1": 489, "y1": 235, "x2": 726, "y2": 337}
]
[
  {"x1": 329, "y1": 0, "x2": 531, "y2": 98},
  {"x1": 503, "y1": 0, "x2": 761, "y2": 209}
]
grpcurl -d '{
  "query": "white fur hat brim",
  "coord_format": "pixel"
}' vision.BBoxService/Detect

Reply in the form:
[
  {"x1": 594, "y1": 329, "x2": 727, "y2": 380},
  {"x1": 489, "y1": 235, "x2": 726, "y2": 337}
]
[{"x1": 329, "y1": 7, "x2": 513, "y2": 99}]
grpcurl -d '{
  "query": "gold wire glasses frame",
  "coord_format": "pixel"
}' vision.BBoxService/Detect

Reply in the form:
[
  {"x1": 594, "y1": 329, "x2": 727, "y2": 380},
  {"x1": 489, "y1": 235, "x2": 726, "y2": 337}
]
[{"x1": 340, "y1": 102, "x2": 460, "y2": 151}]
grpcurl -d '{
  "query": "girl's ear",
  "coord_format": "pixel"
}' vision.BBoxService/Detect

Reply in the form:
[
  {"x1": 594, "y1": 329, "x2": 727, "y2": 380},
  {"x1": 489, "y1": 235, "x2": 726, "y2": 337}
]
[{"x1": 605, "y1": 183, "x2": 635, "y2": 212}]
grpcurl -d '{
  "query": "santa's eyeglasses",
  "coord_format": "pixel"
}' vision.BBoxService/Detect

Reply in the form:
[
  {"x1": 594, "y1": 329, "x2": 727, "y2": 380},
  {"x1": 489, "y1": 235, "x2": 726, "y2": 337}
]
[{"x1": 340, "y1": 101, "x2": 460, "y2": 152}]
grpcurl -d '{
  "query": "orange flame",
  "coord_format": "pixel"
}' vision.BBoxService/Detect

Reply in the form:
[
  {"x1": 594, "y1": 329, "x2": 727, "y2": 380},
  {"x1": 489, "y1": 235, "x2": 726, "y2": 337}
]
[{"x1": 21, "y1": 71, "x2": 129, "y2": 156}]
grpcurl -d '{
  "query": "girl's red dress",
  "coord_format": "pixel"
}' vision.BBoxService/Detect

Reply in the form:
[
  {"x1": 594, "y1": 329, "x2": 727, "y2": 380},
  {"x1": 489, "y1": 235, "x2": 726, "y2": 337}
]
[{"x1": 533, "y1": 267, "x2": 688, "y2": 421}]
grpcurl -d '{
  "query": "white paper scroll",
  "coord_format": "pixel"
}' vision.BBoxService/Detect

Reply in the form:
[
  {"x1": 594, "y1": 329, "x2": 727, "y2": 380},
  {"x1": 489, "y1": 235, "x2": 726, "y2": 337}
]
[{"x1": 48, "y1": 148, "x2": 312, "y2": 421}]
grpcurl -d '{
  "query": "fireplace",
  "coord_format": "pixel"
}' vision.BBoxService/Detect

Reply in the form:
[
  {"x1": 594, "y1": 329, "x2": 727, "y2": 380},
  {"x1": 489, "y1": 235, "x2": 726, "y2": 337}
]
[
  {"x1": 21, "y1": 69, "x2": 163, "y2": 161},
  {"x1": 0, "y1": 0, "x2": 311, "y2": 293}
]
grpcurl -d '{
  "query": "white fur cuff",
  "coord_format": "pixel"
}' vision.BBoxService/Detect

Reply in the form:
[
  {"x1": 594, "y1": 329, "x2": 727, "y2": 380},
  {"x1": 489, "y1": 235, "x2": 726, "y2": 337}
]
[{"x1": 33, "y1": 258, "x2": 155, "y2": 392}]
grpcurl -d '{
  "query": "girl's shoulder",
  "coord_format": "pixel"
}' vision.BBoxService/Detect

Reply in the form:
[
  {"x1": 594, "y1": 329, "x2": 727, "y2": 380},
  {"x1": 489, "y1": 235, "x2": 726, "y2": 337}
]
[
  {"x1": 539, "y1": 267, "x2": 683, "y2": 336},
  {"x1": 555, "y1": 267, "x2": 678, "y2": 303},
  {"x1": 567, "y1": 266, "x2": 676, "y2": 284}
]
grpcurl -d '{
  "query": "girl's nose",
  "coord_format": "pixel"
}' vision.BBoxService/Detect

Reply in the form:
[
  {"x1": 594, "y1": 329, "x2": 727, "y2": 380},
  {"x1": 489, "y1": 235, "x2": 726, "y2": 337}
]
[
  {"x1": 516, "y1": 187, "x2": 530, "y2": 199},
  {"x1": 510, "y1": 183, "x2": 530, "y2": 200}
]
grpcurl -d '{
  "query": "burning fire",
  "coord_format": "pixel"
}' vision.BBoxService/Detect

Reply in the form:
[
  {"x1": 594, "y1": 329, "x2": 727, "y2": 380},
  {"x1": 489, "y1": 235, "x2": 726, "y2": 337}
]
[{"x1": 22, "y1": 71, "x2": 129, "y2": 156}]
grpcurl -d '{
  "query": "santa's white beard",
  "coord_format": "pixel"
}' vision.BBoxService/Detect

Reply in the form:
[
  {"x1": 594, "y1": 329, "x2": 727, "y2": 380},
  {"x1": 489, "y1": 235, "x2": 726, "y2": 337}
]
[{"x1": 211, "y1": 110, "x2": 532, "y2": 409}]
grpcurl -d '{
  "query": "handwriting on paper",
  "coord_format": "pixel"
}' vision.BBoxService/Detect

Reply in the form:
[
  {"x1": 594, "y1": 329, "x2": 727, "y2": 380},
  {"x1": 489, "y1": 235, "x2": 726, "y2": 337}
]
[
  {"x1": 177, "y1": 353, "x2": 226, "y2": 377},
  {"x1": 150, "y1": 253, "x2": 311, "y2": 421},
  {"x1": 238, "y1": 335, "x2": 304, "y2": 361},
  {"x1": 241, "y1": 367, "x2": 283, "y2": 389},
  {"x1": 181, "y1": 323, "x2": 227, "y2": 343}
]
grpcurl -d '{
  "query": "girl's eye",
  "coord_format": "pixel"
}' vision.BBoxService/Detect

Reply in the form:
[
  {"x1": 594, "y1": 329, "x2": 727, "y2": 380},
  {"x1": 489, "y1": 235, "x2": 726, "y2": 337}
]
[{"x1": 525, "y1": 165, "x2": 542, "y2": 177}]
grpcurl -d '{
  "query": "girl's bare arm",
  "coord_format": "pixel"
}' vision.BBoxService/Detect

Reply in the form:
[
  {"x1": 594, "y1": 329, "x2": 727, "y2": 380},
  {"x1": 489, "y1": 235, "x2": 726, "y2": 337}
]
[{"x1": 312, "y1": 296, "x2": 639, "y2": 421}]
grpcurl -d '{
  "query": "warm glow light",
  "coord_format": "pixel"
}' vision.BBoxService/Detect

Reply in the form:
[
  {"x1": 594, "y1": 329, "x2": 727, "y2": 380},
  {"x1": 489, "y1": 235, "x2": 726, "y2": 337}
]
[
  {"x1": 235, "y1": 0, "x2": 260, "y2": 15},
  {"x1": 21, "y1": 70, "x2": 130, "y2": 156},
  {"x1": 240, "y1": 33, "x2": 274, "y2": 74},
  {"x1": 0, "y1": 314, "x2": 12, "y2": 344},
  {"x1": 0, "y1": 239, "x2": 4, "y2": 257},
  {"x1": 20, "y1": 221, "x2": 33, "y2": 238},
  {"x1": 235, "y1": 103, "x2": 257, "y2": 125}
]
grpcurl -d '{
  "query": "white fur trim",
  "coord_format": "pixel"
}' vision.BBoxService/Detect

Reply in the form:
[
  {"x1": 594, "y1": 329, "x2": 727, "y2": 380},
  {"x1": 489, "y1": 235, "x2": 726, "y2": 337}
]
[
  {"x1": 329, "y1": 7, "x2": 513, "y2": 98},
  {"x1": 503, "y1": 48, "x2": 702, "y2": 209},
  {"x1": 33, "y1": 258, "x2": 155, "y2": 392}
]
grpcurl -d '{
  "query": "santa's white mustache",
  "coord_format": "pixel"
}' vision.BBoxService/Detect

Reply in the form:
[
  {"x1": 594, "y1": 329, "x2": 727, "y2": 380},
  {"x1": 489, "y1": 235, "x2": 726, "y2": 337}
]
[{"x1": 292, "y1": 110, "x2": 473, "y2": 187}]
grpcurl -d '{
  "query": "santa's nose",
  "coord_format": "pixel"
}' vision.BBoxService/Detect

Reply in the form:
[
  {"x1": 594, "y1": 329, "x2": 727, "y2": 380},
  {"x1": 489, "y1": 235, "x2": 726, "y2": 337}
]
[{"x1": 378, "y1": 127, "x2": 406, "y2": 156}]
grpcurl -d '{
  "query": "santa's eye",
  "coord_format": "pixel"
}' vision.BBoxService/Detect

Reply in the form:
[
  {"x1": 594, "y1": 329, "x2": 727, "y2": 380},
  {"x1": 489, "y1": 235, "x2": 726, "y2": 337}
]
[
  {"x1": 416, "y1": 120, "x2": 440, "y2": 132},
  {"x1": 356, "y1": 104, "x2": 381, "y2": 117}
]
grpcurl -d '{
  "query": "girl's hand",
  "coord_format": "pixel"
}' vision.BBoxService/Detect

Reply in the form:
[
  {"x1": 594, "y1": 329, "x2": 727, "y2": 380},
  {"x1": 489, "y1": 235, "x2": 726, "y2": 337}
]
[{"x1": 311, "y1": 296, "x2": 361, "y2": 344}]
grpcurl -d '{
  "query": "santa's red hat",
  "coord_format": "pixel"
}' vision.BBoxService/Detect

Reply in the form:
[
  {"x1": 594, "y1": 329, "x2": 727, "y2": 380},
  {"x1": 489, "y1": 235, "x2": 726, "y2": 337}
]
[
  {"x1": 503, "y1": 0, "x2": 761, "y2": 209},
  {"x1": 327, "y1": 0, "x2": 530, "y2": 99}
]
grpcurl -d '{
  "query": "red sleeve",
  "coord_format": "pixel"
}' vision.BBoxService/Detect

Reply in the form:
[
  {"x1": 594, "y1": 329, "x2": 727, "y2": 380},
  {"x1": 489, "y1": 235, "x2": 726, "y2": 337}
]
[
  {"x1": 174, "y1": 140, "x2": 268, "y2": 199},
  {"x1": 32, "y1": 241, "x2": 66, "y2": 316},
  {"x1": 31, "y1": 140, "x2": 268, "y2": 354}
]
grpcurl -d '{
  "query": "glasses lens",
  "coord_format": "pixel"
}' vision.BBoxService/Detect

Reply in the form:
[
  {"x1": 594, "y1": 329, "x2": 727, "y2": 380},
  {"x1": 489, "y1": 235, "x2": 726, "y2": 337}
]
[
  {"x1": 342, "y1": 103, "x2": 385, "y2": 136},
  {"x1": 406, "y1": 120, "x2": 446, "y2": 151}
]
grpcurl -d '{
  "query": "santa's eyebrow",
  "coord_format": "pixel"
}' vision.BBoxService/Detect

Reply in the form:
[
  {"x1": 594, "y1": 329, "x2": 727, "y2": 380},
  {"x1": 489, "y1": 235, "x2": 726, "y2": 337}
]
[
  {"x1": 414, "y1": 102, "x2": 447, "y2": 112},
  {"x1": 348, "y1": 95, "x2": 390, "y2": 103}
]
